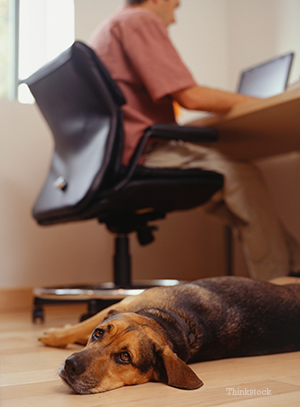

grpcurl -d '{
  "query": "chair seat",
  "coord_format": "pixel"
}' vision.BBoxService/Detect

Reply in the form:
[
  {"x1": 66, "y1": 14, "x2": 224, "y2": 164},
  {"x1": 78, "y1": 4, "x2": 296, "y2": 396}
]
[
  {"x1": 125, "y1": 165, "x2": 221, "y2": 179},
  {"x1": 93, "y1": 166, "x2": 223, "y2": 218}
]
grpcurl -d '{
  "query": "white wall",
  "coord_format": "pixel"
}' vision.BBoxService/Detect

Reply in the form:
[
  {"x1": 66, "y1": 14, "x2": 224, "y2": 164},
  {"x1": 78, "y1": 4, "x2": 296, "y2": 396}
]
[
  {"x1": 1, "y1": 0, "x2": 300, "y2": 289},
  {"x1": 170, "y1": 0, "x2": 229, "y2": 88},
  {"x1": 227, "y1": 0, "x2": 300, "y2": 90}
]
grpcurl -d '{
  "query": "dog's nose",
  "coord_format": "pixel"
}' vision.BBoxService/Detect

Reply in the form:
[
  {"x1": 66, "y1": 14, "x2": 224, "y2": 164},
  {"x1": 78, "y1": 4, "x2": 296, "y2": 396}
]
[{"x1": 64, "y1": 354, "x2": 86, "y2": 376}]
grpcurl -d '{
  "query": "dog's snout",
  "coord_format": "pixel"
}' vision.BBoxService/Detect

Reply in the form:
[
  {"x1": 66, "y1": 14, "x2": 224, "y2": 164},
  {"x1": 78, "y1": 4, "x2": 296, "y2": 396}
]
[{"x1": 64, "y1": 354, "x2": 86, "y2": 376}]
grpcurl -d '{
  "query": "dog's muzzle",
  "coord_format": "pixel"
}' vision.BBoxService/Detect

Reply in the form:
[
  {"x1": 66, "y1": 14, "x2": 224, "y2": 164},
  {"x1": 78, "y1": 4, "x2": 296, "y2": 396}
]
[{"x1": 59, "y1": 353, "x2": 97, "y2": 394}]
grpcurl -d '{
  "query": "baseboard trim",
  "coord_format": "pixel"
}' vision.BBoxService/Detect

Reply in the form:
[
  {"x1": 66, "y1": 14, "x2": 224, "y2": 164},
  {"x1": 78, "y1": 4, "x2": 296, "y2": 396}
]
[{"x1": 0, "y1": 287, "x2": 33, "y2": 312}]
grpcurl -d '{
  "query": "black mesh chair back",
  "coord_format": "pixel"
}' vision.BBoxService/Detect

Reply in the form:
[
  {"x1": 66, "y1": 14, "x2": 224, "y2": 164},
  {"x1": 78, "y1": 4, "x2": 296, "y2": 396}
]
[{"x1": 26, "y1": 42, "x2": 125, "y2": 222}]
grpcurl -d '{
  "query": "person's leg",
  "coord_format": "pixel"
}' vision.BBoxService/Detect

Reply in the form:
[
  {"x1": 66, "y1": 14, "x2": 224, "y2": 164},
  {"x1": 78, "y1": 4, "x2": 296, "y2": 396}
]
[{"x1": 144, "y1": 140, "x2": 300, "y2": 280}]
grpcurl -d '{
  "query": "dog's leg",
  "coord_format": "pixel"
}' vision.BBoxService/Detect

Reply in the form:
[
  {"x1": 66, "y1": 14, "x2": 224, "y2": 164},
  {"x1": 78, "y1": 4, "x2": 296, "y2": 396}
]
[
  {"x1": 270, "y1": 276, "x2": 300, "y2": 285},
  {"x1": 39, "y1": 296, "x2": 135, "y2": 347},
  {"x1": 39, "y1": 314, "x2": 101, "y2": 347},
  {"x1": 40, "y1": 324, "x2": 92, "y2": 347}
]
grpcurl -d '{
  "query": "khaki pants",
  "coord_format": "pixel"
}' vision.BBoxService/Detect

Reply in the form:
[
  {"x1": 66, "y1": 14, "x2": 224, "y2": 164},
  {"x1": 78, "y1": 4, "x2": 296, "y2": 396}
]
[{"x1": 144, "y1": 140, "x2": 300, "y2": 280}]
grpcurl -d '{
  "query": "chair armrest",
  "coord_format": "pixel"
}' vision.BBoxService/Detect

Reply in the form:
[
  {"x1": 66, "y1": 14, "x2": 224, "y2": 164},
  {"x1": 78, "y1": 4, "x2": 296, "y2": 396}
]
[
  {"x1": 110, "y1": 123, "x2": 219, "y2": 194},
  {"x1": 131, "y1": 124, "x2": 219, "y2": 168}
]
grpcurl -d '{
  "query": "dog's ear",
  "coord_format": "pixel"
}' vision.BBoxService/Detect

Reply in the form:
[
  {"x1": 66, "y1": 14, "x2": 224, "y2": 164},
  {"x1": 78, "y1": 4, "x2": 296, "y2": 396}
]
[
  {"x1": 102, "y1": 308, "x2": 127, "y2": 321},
  {"x1": 153, "y1": 344, "x2": 203, "y2": 390}
]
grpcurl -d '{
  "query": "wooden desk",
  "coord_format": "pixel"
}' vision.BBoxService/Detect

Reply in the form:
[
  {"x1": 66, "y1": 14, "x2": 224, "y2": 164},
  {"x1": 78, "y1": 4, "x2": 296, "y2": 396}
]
[{"x1": 188, "y1": 87, "x2": 300, "y2": 161}]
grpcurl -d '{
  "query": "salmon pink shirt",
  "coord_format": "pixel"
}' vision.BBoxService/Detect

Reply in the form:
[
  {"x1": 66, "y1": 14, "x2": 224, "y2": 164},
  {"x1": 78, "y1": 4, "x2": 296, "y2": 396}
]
[{"x1": 89, "y1": 6, "x2": 196, "y2": 165}]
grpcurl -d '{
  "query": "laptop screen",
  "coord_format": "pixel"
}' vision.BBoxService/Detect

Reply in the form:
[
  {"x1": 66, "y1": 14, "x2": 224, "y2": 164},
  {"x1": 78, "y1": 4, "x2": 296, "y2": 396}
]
[{"x1": 237, "y1": 52, "x2": 294, "y2": 98}]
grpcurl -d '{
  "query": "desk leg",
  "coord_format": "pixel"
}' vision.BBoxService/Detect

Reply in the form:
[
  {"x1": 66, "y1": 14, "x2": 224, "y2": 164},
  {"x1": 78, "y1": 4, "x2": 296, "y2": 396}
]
[{"x1": 224, "y1": 226, "x2": 233, "y2": 276}]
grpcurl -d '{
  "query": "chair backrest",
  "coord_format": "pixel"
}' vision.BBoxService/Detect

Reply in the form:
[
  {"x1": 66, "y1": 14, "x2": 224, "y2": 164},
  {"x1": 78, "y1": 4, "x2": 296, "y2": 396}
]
[{"x1": 25, "y1": 41, "x2": 126, "y2": 222}]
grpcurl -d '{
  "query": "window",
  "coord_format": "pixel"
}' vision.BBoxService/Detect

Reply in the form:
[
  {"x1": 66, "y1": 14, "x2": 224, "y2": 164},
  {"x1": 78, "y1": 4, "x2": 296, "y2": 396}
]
[
  {"x1": 0, "y1": 0, "x2": 9, "y2": 99},
  {"x1": 18, "y1": 0, "x2": 75, "y2": 102},
  {"x1": 0, "y1": 0, "x2": 74, "y2": 103}
]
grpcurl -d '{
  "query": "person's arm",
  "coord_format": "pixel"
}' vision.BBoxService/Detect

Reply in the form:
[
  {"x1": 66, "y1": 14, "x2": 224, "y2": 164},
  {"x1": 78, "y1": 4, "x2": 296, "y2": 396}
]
[{"x1": 171, "y1": 85, "x2": 258, "y2": 114}]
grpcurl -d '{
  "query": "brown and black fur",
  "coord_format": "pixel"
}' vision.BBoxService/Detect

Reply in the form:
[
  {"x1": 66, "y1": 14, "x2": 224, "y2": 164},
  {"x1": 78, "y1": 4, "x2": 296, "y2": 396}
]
[{"x1": 39, "y1": 276, "x2": 300, "y2": 394}]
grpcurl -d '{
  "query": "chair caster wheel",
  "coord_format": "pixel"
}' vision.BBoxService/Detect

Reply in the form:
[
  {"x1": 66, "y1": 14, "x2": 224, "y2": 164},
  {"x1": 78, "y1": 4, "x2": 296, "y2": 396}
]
[{"x1": 33, "y1": 306, "x2": 44, "y2": 323}]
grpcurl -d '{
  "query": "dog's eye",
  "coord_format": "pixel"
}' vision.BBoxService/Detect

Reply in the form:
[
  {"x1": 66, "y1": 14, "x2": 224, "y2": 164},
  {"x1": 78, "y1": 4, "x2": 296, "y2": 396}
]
[
  {"x1": 118, "y1": 352, "x2": 131, "y2": 364},
  {"x1": 93, "y1": 328, "x2": 104, "y2": 340}
]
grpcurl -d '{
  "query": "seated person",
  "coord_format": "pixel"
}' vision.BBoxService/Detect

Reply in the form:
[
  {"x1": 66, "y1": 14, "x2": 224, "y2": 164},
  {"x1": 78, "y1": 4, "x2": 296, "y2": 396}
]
[{"x1": 89, "y1": 0, "x2": 300, "y2": 280}]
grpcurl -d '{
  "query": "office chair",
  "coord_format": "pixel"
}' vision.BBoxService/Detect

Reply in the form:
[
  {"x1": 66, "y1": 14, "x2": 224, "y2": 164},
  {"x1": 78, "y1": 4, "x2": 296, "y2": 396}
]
[{"x1": 25, "y1": 41, "x2": 225, "y2": 322}]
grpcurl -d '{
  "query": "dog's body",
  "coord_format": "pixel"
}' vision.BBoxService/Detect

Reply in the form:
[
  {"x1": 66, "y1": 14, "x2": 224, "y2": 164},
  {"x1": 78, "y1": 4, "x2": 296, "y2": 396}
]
[{"x1": 40, "y1": 276, "x2": 300, "y2": 394}]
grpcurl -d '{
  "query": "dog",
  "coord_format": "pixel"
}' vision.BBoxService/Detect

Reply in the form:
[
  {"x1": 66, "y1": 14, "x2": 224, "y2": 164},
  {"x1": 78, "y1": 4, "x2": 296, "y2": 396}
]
[{"x1": 39, "y1": 276, "x2": 300, "y2": 394}]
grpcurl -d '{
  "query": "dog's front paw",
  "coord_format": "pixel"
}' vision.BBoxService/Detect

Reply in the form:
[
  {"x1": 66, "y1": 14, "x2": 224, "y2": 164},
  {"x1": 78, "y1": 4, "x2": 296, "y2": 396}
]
[{"x1": 39, "y1": 326, "x2": 72, "y2": 348}]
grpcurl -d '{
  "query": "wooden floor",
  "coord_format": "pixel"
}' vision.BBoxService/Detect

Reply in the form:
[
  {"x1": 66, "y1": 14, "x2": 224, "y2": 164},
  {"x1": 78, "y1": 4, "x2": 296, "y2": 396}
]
[{"x1": 1, "y1": 304, "x2": 300, "y2": 407}]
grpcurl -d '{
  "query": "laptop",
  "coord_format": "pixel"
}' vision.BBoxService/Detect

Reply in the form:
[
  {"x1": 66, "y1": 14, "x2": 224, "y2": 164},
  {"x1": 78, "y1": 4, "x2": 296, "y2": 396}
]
[{"x1": 237, "y1": 52, "x2": 294, "y2": 98}]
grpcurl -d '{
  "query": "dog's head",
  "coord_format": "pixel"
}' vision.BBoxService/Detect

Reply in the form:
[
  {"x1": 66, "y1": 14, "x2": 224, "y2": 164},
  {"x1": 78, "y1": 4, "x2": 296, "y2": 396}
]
[{"x1": 59, "y1": 310, "x2": 203, "y2": 394}]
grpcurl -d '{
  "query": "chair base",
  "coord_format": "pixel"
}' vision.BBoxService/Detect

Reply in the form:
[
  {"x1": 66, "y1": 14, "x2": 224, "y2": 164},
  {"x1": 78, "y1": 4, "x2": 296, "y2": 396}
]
[{"x1": 32, "y1": 279, "x2": 180, "y2": 323}]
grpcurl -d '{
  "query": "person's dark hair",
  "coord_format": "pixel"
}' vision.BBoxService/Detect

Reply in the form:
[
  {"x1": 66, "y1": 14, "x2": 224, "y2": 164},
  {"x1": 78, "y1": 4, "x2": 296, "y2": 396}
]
[{"x1": 126, "y1": 0, "x2": 148, "y2": 5}]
